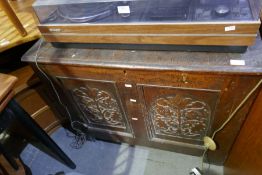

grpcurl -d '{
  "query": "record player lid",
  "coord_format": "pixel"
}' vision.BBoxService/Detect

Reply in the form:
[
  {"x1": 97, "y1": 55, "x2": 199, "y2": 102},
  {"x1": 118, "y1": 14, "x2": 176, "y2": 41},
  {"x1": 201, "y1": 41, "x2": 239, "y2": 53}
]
[
  {"x1": 33, "y1": 0, "x2": 138, "y2": 6},
  {"x1": 33, "y1": 0, "x2": 262, "y2": 24}
]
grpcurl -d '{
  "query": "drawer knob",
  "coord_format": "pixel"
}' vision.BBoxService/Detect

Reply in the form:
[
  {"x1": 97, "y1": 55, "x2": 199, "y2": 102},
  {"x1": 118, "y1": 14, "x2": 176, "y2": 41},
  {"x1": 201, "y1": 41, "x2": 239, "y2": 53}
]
[
  {"x1": 125, "y1": 84, "x2": 132, "y2": 88},
  {"x1": 130, "y1": 99, "x2": 137, "y2": 103}
]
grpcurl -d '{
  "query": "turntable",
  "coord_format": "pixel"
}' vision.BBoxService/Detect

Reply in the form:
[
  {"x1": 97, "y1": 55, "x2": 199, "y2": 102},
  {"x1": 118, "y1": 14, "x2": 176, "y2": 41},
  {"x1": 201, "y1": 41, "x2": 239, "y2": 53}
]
[{"x1": 33, "y1": 0, "x2": 261, "y2": 52}]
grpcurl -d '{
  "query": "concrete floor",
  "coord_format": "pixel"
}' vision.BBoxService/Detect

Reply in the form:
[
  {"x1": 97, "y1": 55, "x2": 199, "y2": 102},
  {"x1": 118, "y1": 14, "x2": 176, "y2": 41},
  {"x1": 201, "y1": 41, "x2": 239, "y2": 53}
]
[{"x1": 21, "y1": 128, "x2": 223, "y2": 175}]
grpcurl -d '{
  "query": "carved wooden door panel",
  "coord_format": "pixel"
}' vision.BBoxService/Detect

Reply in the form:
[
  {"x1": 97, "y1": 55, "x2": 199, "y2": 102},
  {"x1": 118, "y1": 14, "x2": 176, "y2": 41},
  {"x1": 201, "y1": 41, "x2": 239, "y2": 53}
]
[
  {"x1": 57, "y1": 77, "x2": 133, "y2": 138},
  {"x1": 139, "y1": 84, "x2": 220, "y2": 146}
]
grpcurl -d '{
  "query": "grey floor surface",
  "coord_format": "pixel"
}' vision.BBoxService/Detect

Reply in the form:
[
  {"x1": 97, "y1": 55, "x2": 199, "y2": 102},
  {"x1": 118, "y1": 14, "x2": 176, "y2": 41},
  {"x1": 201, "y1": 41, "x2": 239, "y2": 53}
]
[{"x1": 21, "y1": 128, "x2": 223, "y2": 175}]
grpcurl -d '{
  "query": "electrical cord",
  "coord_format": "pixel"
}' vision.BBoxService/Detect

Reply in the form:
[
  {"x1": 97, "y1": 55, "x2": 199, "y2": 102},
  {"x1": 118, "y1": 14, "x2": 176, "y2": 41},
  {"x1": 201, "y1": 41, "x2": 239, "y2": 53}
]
[
  {"x1": 211, "y1": 79, "x2": 262, "y2": 139},
  {"x1": 201, "y1": 79, "x2": 262, "y2": 174},
  {"x1": 33, "y1": 39, "x2": 262, "y2": 172},
  {"x1": 34, "y1": 39, "x2": 88, "y2": 149},
  {"x1": 201, "y1": 148, "x2": 208, "y2": 172}
]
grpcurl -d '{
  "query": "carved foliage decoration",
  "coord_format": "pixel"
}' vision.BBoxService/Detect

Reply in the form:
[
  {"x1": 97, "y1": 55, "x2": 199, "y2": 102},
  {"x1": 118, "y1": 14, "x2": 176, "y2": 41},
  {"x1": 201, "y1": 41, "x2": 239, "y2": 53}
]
[
  {"x1": 72, "y1": 86, "x2": 126, "y2": 129},
  {"x1": 150, "y1": 94, "x2": 211, "y2": 140}
]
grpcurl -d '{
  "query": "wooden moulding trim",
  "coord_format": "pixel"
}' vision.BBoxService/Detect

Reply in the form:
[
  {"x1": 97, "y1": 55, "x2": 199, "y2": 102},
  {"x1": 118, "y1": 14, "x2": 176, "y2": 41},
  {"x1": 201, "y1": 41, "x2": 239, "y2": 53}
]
[
  {"x1": 31, "y1": 105, "x2": 50, "y2": 118},
  {"x1": 38, "y1": 21, "x2": 261, "y2": 35},
  {"x1": 42, "y1": 33, "x2": 257, "y2": 37},
  {"x1": 35, "y1": 59, "x2": 262, "y2": 76},
  {"x1": 45, "y1": 120, "x2": 62, "y2": 134},
  {"x1": 31, "y1": 106, "x2": 63, "y2": 134},
  {"x1": 42, "y1": 34, "x2": 256, "y2": 46},
  {"x1": 151, "y1": 138, "x2": 204, "y2": 150},
  {"x1": 88, "y1": 126, "x2": 134, "y2": 138},
  {"x1": 38, "y1": 20, "x2": 261, "y2": 26}
]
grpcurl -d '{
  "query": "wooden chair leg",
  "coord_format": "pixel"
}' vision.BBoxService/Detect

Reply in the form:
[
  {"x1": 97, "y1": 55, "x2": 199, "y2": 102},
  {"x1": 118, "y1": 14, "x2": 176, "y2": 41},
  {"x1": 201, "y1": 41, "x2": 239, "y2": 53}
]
[
  {"x1": 0, "y1": 0, "x2": 27, "y2": 36},
  {"x1": 0, "y1": 109, "x2": 19, "y2": 171},
  {"x1": 0, "y1": 143, "x2": 18, "y2": 170},
  {"x1": 0, "y1": 155, "x2": 29, "y2": 175},
  {"x1": 6, "y1": 99, "x2": 76, "y2": 169}
]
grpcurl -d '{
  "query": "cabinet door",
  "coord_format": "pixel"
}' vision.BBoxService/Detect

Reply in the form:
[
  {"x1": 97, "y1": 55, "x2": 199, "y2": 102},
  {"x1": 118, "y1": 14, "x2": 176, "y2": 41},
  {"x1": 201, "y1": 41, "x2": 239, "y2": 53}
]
[
  {"x1": 57, "y1": 77, "x2": 133, "y2": 137},
  {"x1": 139, "y1": 84, "x2": 220, "y2": 146}
]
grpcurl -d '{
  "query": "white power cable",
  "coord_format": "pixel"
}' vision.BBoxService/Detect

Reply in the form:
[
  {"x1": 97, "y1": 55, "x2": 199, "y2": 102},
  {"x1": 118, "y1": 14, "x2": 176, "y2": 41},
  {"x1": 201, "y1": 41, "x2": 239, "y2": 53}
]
[
  {"x1": 33, "y1": 39, "x2": 262, "y2": 170},
  {"x1": 211, "y1": 79, "x2": 262, "y2": 139},
  {"x1": 201, "y1": 79, "x2": 262, "y2": 174},
  {"x1": 34, "y1": 39, "x2": 88, "y2": 149}
]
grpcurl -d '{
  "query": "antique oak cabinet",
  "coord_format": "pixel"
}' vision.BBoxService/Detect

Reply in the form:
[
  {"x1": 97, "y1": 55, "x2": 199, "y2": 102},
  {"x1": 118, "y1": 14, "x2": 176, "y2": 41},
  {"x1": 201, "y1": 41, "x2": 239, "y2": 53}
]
[{"x1": 22, "y1": 38, "x2": 262, "y2": 165}]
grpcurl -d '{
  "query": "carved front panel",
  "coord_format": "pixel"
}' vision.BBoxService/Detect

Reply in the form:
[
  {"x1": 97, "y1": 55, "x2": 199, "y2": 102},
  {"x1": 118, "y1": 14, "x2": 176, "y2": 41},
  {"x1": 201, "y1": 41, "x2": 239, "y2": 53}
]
[
  {"x1": 151, "y1": 95, "x2": 210, "y2": 140},
  {"x1": 58, "y1": 77, "x2": 132, "y2": 134},
  {"x1": 141, "y1": 85, "x2": 220, "y2": 144},
  {"x1": 72, "y1": 86, "x2": 125, "y2": 129}
]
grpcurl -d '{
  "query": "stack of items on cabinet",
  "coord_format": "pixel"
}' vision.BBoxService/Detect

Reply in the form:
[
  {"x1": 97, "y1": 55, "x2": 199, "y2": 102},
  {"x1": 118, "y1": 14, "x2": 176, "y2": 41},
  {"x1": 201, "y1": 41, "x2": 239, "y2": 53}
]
[{"x1": 20, "y1": 0, "x2": 262, "y2": 174}]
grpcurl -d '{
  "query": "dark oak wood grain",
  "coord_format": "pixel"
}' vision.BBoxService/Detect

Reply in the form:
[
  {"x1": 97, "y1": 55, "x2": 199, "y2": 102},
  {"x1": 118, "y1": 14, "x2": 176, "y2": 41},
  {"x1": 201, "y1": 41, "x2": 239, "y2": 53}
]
[
  {"x1": 22, "y1": 37, "x2": 262, "y2": 165},
  {"x1": 224, "y1": 88, "x2": 262, "y2": 175},
  {"x1": 22, "y1": 37, "x2": 262, "y2": 74}
]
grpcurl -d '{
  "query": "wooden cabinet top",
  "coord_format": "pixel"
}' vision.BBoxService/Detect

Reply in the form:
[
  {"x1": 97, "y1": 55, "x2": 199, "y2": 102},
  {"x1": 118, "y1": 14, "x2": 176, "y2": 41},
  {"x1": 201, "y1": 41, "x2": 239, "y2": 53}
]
[{"x1": 22, "y1": 37, "x2": 262, "y2": 75}]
